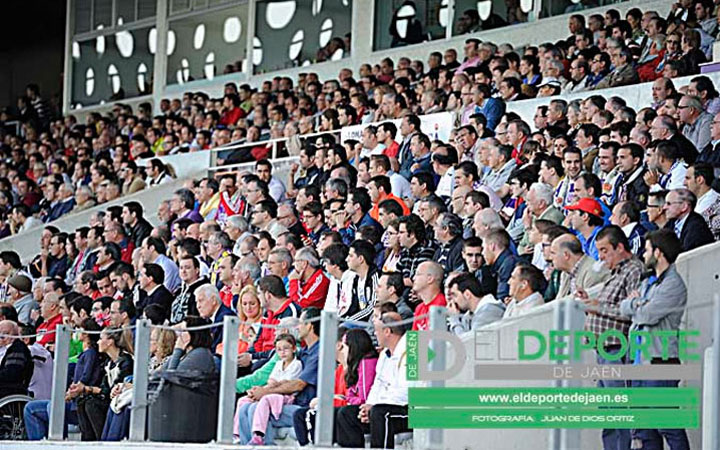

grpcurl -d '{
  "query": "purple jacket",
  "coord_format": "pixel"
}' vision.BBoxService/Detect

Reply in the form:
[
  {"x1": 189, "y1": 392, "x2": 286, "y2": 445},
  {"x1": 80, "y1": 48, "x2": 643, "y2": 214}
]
[
  {"x1": 346, "y1": 357, "x2": 378, "y2": 405},
  {"x1": 181, "y1": 209, "x2": 204, "y2": 224}
]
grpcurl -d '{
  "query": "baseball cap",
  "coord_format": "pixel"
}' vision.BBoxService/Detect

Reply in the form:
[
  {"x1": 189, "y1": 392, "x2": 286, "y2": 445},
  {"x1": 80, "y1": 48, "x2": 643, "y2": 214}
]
[
  {"x1": 8, "y1": 274, "x2": 31, "y2": 294},
  {"x1": 564, "y1": 198, "x2": 604, "y2": 217}
]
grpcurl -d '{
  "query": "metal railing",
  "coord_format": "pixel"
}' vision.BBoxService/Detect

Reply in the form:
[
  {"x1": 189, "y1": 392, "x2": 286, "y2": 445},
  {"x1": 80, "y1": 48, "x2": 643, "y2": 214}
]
[
  {"x1": 42, "y1": 311, "x2": 425, "y2": 446},
  {"x1": 208, "y1": 129, "x2": 343, "y2": 168},
  {"x1": 34, "y1": 289, "x2": 719, "y2": 448}
]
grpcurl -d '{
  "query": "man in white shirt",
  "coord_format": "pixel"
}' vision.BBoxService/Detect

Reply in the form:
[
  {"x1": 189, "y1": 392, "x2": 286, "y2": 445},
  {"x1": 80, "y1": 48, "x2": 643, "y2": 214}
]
[
  {"x1": 255, "y1": 159, "x2": 286, "y2": 203},
  {"x1": 319, "y1": 243, "x2": 357, "y2": 317},
  {"x1": 10, "y1": 205, "x2": 42, "y2": 234},
  {"x1": 685, "y1": 163, "x2": 720, "y2": 214},
  {"x1": 336, "y1": 311, "x2": 410, "y2": 449},
  {"x1": 645, "y1": 140, "x2": 686, "y2": 191},
  {"x1": 504, "y1": 263, "x2": 546, "y2": 318},
  {"x1": 362, "y1": 125, "x2": 386, "y2": 156}
]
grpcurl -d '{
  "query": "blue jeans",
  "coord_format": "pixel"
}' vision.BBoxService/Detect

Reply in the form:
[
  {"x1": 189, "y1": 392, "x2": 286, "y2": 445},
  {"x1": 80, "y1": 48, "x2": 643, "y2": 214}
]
[
  {"x1": 24, "y1": 400, "x2": 76, "y2": 440},
  {"x1": 631, "y1": 379, "x2": 689, "y2": 450},
  {"x1": 596, "y1": 349, "x2": 630, "y2": 450},
  {"x1": 237, "y1": 401, "x2": 302, "y2": 445},
  {"x1": 24, "y1": 400, "x2": 51, "y2": 440}
]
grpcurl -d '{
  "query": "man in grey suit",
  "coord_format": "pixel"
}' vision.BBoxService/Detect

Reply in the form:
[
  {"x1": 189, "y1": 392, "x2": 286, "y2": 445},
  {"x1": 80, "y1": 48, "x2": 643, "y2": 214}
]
[
  {"x1": 551, "y1": 234, "x2": 610, "y2": 300},
  {"x1": 447, "y1": 272, "x2": 505, "y2": 334}
]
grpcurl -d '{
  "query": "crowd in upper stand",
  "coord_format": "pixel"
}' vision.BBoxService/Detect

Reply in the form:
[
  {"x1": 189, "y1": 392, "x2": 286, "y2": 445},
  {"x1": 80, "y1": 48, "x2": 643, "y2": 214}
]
[{"x1": 0, "y1": 3, "x2": 717, "y2": 448}]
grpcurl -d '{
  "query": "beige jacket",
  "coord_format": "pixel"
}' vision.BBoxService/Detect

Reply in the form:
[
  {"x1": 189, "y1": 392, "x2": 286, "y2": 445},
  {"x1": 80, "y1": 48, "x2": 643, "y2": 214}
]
[{"x1": 556, "y1": 255, "x2": 610, "y2": 299}]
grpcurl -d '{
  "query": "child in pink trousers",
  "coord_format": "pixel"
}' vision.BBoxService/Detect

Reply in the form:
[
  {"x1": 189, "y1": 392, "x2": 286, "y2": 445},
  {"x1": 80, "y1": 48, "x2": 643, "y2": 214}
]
[{"x1": 235, "y1": 334, "x2": 302, "y2": 445}]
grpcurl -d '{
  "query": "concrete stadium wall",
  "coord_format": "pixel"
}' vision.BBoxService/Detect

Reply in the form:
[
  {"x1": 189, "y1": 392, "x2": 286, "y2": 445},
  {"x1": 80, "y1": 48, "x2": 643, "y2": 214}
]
[
  {"x1": 432, "y1": 301, "x2": 561, "y2": 450},
  {"x1": 507, "y1": 71, "x2": 720, "y2": 130},
  {"x1": 158, "y1": 151, "x2": 211, "y2": 179}
]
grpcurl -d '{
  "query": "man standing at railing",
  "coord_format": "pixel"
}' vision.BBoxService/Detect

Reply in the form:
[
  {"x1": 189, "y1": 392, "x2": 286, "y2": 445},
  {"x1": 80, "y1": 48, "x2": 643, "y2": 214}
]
[
  {"x1": 576, "y1": 225, "x2": 643, "y2": 450},
  {"x1": 620, "y1": 229, "x2": 690, "y2": 450}
]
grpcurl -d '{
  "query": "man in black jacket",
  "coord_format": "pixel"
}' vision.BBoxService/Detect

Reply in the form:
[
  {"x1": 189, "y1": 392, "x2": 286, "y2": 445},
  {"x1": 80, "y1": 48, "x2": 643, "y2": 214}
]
[
  {"x1": 171, "y1": 256, "x2": 210, "y2": 324},
  {"x1": 664, "y1": 188, "x2": 715, "y2": 252},
  {"x1": 617, "y1": 144, "x2": 649, "y2": 208},
  {"x1": 122, "y1": 201, "x2": 153, "y2": 249},
  {"x1": 432, "y1": 213, "x2": 466, "y2": 273},
  {"x1": 0, "y1": 320, "x2": 34, "y2": 398},
  {"x1": 697, "y1": 112, "x2": 720, "y2": 169},
  {"x1": 137, "y1": 263, "x2": 174, "y2": 320}
]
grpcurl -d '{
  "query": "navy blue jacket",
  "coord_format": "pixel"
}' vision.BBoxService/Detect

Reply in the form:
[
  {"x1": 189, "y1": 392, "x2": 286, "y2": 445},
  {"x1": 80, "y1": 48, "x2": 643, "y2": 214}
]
[
  {"x1": 490, "y1": 249, "x2": 519, "y2": 300},
  {"x1": 211, "y1": 303, "x2": 236, "y2": 353}
]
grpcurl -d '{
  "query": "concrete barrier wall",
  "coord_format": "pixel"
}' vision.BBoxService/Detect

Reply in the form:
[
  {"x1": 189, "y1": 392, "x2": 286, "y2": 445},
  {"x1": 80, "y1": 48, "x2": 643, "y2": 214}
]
[
  {"x1": 507, "y1": 71, "x2": 720, "y2": 130},
  {"x1": 157, "y1": 150, "x2": 211, "y2": 179},
  {"x1": 435, "y1": 302, "x2": 560, "y2": 450}
]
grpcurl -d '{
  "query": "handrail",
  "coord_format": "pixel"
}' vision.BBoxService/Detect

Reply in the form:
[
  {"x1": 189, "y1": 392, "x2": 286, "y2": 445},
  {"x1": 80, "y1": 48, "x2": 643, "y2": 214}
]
[{"x1": 210, "y1": 129, "x2": 342, "y2": 154}]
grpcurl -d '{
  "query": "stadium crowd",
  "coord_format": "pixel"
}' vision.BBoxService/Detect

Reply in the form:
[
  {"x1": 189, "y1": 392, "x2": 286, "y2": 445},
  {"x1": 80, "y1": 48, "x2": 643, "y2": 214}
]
[
  {"x1": 2, "y1": 4, "x2": 720, "y2": 236},
  {"x1": 0, "y1": 2, "x2": 716, "y2": 449}
]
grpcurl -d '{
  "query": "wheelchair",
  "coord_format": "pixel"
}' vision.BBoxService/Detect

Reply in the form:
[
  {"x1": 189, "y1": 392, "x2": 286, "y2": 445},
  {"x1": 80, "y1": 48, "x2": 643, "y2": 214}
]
[{"x1": 0, "y1": 394, "x2": 34, "y2": 440}]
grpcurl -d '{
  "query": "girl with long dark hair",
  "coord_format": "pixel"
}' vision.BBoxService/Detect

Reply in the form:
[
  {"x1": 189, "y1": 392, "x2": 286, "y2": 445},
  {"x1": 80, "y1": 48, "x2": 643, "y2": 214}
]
[{"x1": 341, "y1": 328, "x2": 379, "y2": 406}]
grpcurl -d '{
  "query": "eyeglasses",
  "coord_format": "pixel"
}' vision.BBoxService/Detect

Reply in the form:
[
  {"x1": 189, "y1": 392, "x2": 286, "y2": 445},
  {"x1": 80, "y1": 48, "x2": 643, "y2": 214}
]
[
  {"x1": 667, "y1": 40, "x2": 680, "y2": 44},
  {"x1": 677, "y1": 105, "x2": 692, "y2": 109}
]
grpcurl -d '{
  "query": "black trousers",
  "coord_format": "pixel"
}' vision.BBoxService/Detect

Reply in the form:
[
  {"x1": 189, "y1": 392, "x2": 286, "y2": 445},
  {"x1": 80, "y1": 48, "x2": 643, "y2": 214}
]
[
  {"x1": 76, "y1": 396, "x2": 109, "y2": 441},
  {"x1": 293, "y1": 406, "x2": 340, "y2": 446},
  {"x1": 336, "y1": 404, "x2": 410, "y2": 449}
]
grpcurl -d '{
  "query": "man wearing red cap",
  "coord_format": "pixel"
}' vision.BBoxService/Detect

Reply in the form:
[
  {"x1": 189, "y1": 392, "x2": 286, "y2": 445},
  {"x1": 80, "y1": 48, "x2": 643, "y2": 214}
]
[{"x1": 565, "y1": 198, "x2": 605, "y2": 260}]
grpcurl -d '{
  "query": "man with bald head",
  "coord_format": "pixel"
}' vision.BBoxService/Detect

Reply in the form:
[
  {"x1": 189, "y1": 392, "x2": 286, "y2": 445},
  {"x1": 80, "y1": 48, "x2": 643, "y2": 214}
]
[
  {"x1": 411, "y1": 261, "x2": 447, "y2": 330},
  {"x1": 276, "y1": 203, "x2": 306, "y2": 238},
  {"x1": 551, "y1": 234, "x2": 609, "y2": 299},
  {"x1": 0, "y1": 320, "x2": 34, "y2": 397},
  {"x1": 451, "y1": 185, "x2": 472, "y2": 217}
]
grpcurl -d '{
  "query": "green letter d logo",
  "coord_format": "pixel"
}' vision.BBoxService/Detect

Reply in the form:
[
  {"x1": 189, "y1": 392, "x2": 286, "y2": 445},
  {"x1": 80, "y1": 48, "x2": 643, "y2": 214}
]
[{"x1": 416, "y1": 330, "x2": 467, "y2": 381}]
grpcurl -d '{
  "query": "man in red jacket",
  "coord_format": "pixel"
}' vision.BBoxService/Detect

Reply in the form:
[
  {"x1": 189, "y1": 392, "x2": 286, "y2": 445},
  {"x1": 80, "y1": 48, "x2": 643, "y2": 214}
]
[
  {"x1": 36, "y1": 293, "x2": 63, "y2": 348},
  {"x1": 412, "y1": 261, "x2": 447, "y2": 331},
  {"x1": 288, "y1": 247, "x2": 329, "y2": 309}
]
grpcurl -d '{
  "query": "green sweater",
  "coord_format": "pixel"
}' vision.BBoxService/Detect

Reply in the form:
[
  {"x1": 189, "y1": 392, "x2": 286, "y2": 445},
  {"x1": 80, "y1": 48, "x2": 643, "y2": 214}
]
[
  {"x1": 68, "y1": 338, "x2": 84, "y2": 364},
  {"x1": 235, "y1": 353, "x2": 278, "y2": 393}
]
